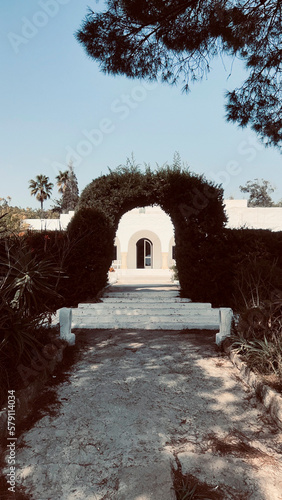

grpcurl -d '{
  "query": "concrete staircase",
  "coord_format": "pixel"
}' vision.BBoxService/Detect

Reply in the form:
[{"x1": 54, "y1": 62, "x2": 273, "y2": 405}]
[{"x1": 71, "y1": 285, "x2": 220, "y2": 330}]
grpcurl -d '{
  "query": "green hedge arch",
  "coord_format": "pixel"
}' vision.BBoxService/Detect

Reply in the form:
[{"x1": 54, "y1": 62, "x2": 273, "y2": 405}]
[{"x1": 71, "y1": 163, "x2": 228, "y2": 306}]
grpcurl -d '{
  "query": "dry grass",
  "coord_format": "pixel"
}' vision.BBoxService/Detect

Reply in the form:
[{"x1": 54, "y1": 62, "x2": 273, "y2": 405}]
[
  {"x1": 172, "y1": 459, "x2": 225, "y2": 500},
  {"x1": 204, "y1": 430, "x2": 277, "y2": 466}
]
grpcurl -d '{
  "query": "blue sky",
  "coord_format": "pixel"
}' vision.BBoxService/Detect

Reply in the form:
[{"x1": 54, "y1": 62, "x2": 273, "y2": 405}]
[{"x1": 1, "y1": 0, "x2": 281, "y2": 209}]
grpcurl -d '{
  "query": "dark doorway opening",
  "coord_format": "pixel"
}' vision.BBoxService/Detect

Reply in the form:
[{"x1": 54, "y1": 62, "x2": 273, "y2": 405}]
[{"x1": 136, "y1": 238, "x2": 153, "y2": 269}]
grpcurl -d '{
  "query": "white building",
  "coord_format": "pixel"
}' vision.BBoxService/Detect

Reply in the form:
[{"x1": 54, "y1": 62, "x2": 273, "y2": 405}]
[
  {"x1": 113, "y1": 205, "x2": 175, "y2": 270},
  {"x1": 24, "y1": 200, "x2": 282, "y2": 271}
]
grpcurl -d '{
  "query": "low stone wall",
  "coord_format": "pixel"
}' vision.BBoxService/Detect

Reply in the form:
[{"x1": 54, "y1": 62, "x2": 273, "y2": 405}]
[{"x1": 223, "y1": 344, "x2": 282, "y2": 430}]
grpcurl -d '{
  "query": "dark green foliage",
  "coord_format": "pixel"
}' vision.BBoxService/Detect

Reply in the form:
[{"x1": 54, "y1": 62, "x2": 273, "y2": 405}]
[
  {"x1": 1, "y1": 246, "x2": 62, "y2": 317},
  {"x1": 79, "y1": 162, "x2": 227, "y2": 306},
  {"x1": 0, "y1": 235, "x2": 66, "y2": 316},
  {"x1": 227, "y1": 228, "x2": 282, "y2": 384},
  {"x1": 23, "y1": 230, "x2": 70, "y2": 269},
  {"x1": 230, "y1": 263, "x2": 282, "y2": 383},
  {"x1": 223, "y1": 228, "x2": 282, "y2": 310},
  {"x1": 76, "y1": 0, "x2": 282, "y2": 148},
  {"x1": 22, "y1": 230, "x2": 77, "y2": 307},
  {"x1": 0, "y1": 235, "x2": 66, "y2": 407},
  {"x1": 67, "y1": 208, "x2": 115, "y2": 303},
  {"x1": 78, "y1": 163, "x2": 156, "y2": 226}
]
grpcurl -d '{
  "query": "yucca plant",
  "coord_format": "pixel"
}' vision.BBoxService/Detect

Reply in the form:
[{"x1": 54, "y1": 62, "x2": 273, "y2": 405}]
[
  {"x1": 1, "y1": 241, "x2": 63, "y2": 317},
  {"x1": 0, "y1": 301, "x2": 43, "y2": 361},
  {"x1": 0, "y1": 299, "x2": 46, "y2": 406},
  {"x1": 0, "y1": 237, "x2": 66, "y2": 407}
]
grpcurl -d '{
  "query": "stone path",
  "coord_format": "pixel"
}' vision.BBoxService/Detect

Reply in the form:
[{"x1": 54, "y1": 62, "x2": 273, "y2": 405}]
[{"x1": 13, "y1": 329, "x2": 282, "y2": 499}]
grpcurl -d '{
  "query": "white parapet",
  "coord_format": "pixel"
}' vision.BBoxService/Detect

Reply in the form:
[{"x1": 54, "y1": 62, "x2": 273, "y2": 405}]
[
  {"x1": 59, "y1": 307, "x2": 75, "y2": 345},
  {"x1": 216, "y1": 307, "x2": 233, "y2": 345}
]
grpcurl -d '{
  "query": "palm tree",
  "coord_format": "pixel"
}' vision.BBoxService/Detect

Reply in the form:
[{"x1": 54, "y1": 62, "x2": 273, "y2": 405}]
[
  {"x1": 28, "y1": 175, "x2": 53, "y2": 213},
  {"x1": 56, "y1": 170, "x2": 69, "y2": 194}
]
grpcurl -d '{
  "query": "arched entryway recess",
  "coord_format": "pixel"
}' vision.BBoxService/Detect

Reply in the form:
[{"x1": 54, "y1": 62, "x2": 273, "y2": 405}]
[
  {"x1": 127, "y1": 230, "x2": 162, "y2": 269},
  {"x1": 69, "y1": 162, "x2": 227, "y2": 306}
]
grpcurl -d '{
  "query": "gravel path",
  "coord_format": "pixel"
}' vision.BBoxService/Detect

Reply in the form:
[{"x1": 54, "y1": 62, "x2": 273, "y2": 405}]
[{"x1": 13, "y1": 329, "x2": 282, "y2": 499}]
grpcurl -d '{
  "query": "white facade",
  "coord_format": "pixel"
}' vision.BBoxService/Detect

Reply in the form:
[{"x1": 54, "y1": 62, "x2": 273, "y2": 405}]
[
  {"x1": 24, "y1": 201, "x2": 282, "y2": 270},
  {"x1": 224, "y1": 200, "x2": 282, "y2": 232},
  {"x1": 23, "y1": 212, "x2": 75, "y2": 231},
  {"x1": 114, "y1": 206, "x2": 175, "y2": 270}
]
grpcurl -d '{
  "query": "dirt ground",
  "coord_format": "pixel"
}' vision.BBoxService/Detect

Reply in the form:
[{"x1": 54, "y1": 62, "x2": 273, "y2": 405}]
[{"x1": 9, "y1": 329, "x2": 282, "y2": 499}]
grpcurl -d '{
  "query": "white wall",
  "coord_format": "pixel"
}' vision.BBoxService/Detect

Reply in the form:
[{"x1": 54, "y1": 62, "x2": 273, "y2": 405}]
[
  {"x1": 116, "y1": 206, "x2": 174, "y2": 252},
  {"x1": 24, "y1": 203, "x2": 282, "y2": 270},
  {"x1": 24, "y1": 203, "x2": 282, "y2": 233},
  {"x1": 224, "y1": 200, "x2": 282, "y2": 231},
  {"x1": 24, "y1": 211, "x2": 75, "y2": 231}
]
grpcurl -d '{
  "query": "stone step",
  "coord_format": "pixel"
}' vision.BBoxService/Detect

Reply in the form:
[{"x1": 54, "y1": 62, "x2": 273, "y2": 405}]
[
  {"x1": 114, "y1": 269, "x2": 173, "y2": 275},
  {"x1": 77, "y1": 302, "x2": 212, "y2": 310},
  {"x1": 102, "y1": 293, "x2": 191, "y2": 304},
  {"x1": 72, "y1": 309, "x2": 219, "y2": 319},
  {"x1": 102, "y1": 292, "x2": 184, "y2": 299},
  {"x1": 69, "y1": 285, "x2": 220, "y2": 331},
  {"x1": 72, "y1": 317, "x2": 219, "y2": 330},
  {"x1": 114, "y1": 279, "x2": 173, "y2": 284}
]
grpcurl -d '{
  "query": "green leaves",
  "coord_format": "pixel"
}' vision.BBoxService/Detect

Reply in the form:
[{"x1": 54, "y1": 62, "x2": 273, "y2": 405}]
[
  {"x1": 77, "y1": 160, "x2": 227, "y2": 305},
  {"x1": 232, "y1": 334, "x2": 282, "y2": 379},
  {"x1": 0, "y1": 232, "x2": 67, "y2": 407},
  {"x1": 0, "y1": 301, "x2": 42, "y2": 363},
  {"x1": 1, "y1": 244, "x2": 62, "y2": 317}
]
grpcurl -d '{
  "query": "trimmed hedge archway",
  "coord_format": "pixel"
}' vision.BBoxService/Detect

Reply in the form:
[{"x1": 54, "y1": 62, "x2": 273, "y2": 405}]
[{"x1": 69, "y1": 163, "x2": 228, "y2": 305}]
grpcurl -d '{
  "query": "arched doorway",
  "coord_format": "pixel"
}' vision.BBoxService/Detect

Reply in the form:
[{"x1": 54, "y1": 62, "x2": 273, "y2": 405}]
[{"x1": 136, "y1": 238, "x2": 153, "y2": 269}]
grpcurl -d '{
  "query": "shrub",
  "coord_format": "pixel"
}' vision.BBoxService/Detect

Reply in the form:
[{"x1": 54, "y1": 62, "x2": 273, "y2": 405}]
[
  {"x1": 22, "y1": 230, "x2": 74, "y2": 308},
  {"x1": 1, "y1": 242, "x2": 63, "y2": 317},
  {"x1": 79, "y1": 163, "x2": 227, "y2": 306},
  {"x1": 218, "y1": 228, "x2": 282, "y2": 309},
  {"x1": 0, "y1": 236, "x2": 66, "y2": 407},
  {"x1": 66, "y1": 208, "x2": 115, "y2": 304},
  {"x1": 229, "y1": 231, "x2": 282, "y2": 384},
  {"x1": 232, "y1": 335, "x2": 282, "y2": 382},
  {"x1": 0, "y1": 235, "x2": 66, "y2": 316}
]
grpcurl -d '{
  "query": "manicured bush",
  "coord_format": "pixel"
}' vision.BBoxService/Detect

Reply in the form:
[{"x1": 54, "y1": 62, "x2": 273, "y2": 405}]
[
  {"x1": 66, "y1": 208, "x2": 115, "y2": 304},
  {"x1": 79, "y1": 164, "x2": 227, "y2": 306},
  {"x1": 13, "y1": 166, "x2": 282, "y2": 310},
  {"x1": 223, "y1": 228, "x2": 282, "y2": 309}
]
